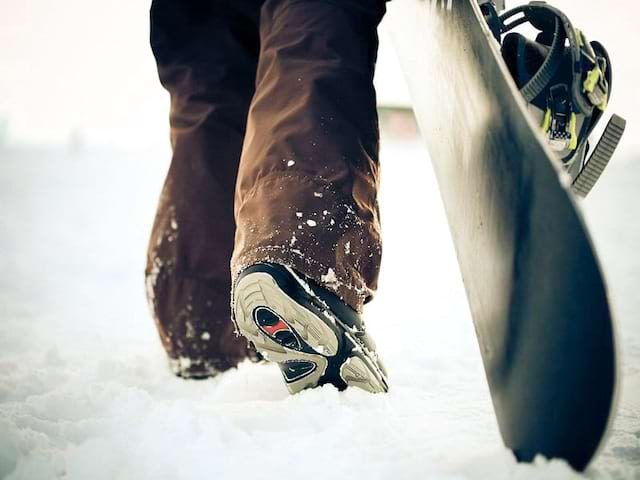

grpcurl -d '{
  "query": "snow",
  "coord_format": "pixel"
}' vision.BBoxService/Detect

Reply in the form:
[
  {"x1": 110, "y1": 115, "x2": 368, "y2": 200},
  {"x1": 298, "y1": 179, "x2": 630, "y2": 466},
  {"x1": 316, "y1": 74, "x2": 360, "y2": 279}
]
[
  {"x1": 320, "y1": 268, "x2": 339, "y2": 287},
  {"x1": 1, "y1": 0, "x2": 640, "y2": 477},
  {"x1": 1, "y1": 138, "x2": 639, "y2": 480}
]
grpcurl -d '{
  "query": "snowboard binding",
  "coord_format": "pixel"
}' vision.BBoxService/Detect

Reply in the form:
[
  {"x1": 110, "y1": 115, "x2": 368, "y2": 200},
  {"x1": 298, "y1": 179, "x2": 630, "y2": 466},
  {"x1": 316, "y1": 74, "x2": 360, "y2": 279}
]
[{"x1": 480, "y1": 1, "x2": 626, "y2": 197}]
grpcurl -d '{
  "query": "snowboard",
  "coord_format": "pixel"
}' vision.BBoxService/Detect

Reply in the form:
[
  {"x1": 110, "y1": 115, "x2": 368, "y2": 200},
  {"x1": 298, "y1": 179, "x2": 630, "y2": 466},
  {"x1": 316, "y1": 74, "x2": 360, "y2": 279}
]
[{"x1": 387, "y1": 0, "x2": 619, "y2": 471}]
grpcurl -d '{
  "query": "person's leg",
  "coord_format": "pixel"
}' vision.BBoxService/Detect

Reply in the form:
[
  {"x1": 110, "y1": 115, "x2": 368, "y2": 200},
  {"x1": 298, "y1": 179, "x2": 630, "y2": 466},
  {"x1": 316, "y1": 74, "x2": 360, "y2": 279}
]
[
  {"x1": 231, "y1": 0, "x2": 388, "y2": 393},
  {"x1": 147, "y1": 0, "x2": 260, "y2": 378},
  {"x1": 232, "y1": 0, "x2": 386, "y2": 313}
]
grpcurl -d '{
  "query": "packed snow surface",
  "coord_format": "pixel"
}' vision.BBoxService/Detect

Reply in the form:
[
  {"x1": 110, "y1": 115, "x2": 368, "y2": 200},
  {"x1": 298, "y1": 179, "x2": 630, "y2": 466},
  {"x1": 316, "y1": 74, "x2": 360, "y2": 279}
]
[{"x1": 1, "y1": 139, "x2": 639, "y2": 479}]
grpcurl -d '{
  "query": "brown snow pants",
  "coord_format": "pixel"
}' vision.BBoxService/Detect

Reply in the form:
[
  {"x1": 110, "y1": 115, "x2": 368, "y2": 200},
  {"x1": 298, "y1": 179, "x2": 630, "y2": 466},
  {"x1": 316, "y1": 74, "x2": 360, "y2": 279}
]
[{"x1": 147, "y1": 0, "x2": 386, "y2": 377}]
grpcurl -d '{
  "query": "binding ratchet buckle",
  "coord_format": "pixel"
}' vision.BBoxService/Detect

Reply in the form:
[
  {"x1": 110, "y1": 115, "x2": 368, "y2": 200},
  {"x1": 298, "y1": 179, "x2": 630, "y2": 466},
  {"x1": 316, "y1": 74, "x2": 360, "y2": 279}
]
[
  {"x1": 542, "y1": 84, "x2": 577, "y2": 152},
  {"x1": 583, "y1": 57, "x2": 609, "y2": 111}
]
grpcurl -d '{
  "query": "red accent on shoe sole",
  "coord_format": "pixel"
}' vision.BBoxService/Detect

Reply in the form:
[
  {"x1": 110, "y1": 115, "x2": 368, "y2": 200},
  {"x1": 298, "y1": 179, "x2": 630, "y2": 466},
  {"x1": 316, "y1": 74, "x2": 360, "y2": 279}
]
[{"x1": 260, "y1": 318, "x2": 291, "y2": 337}]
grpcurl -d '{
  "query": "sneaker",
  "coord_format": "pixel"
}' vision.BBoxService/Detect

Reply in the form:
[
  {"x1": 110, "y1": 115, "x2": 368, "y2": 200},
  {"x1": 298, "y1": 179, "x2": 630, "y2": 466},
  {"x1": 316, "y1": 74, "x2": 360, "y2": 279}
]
[{"x1": 233, "y1": 263, "x2": 388, "y2": 394}]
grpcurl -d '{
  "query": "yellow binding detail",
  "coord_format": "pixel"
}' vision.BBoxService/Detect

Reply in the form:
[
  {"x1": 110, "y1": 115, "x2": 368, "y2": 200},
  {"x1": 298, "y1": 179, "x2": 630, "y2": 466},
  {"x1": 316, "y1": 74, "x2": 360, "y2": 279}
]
[
  {"x1": 542, "y1": 108, "x2": 552, "y2": 133},
  {"x1": 584, "y1": 66, "x2": 602, "y2": 94},
  {"x1": 569, "y1": 113, "x2": 578, "y2": 150}
]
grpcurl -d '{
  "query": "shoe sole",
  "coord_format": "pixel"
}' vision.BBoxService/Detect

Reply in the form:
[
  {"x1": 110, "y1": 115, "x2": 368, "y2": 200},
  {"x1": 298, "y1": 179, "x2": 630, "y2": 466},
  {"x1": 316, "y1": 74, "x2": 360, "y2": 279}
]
[{"x1": 234, "y1": 271, "x2": 388, "y2": 394}]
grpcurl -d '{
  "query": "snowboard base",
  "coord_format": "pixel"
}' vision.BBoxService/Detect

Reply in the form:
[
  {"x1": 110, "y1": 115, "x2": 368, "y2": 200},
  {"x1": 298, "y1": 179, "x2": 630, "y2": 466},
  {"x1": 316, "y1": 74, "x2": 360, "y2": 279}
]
[{"x1": 388, "y1": 0, "x2": 618, "y2": 470}]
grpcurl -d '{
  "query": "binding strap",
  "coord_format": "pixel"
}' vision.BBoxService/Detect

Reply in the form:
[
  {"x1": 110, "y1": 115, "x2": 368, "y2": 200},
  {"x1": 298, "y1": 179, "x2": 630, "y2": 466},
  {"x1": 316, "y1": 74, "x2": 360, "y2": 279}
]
[
  {"x1": 571, "y1": 115, "x2": 626, "y2": 197},
  {"x1": 499, "y1": 6, "x2": 566, "y2": 102}
]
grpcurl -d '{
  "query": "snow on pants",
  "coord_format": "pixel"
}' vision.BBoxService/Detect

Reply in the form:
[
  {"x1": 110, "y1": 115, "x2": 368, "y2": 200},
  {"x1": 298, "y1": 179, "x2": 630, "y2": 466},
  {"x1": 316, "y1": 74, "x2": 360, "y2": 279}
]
[{"x1": 147, "y1": 0, "x2": 386, "y2": 376}]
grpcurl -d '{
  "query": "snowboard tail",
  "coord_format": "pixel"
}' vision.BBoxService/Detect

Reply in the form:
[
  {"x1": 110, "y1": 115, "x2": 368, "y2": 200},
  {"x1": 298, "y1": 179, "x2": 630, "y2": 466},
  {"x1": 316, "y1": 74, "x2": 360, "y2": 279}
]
[{"x1": 388, "y1": 0, "x2": 618, "y2": 470}]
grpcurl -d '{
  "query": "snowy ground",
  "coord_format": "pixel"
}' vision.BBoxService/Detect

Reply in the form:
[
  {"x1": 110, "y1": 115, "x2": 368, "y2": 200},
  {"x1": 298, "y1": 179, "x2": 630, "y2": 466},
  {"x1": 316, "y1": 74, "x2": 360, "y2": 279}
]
[
  {"x1": 1, "y1": 0, "x2": 640, "y2": 476},
  {"x1": 0, "y1": 136, "x2": 639, "y2": 479}
]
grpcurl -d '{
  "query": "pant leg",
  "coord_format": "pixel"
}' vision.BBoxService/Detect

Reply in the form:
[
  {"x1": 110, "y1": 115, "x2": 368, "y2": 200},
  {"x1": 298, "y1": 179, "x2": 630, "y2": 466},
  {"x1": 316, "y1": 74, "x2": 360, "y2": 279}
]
[
  {"x1": 147, "y1": 0, "x2": 260, "y2": 377},
  {"x1": 231, "y1": 0, "x2": 385, "y2": 313}
]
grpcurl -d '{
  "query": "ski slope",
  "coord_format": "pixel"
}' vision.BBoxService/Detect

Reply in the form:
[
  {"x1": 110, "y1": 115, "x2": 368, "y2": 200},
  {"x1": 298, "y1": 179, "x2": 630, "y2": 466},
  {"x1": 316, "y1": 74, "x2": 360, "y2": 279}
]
[{"x1": 1, "y1": 138, "x2": 639, "y2": 479}]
